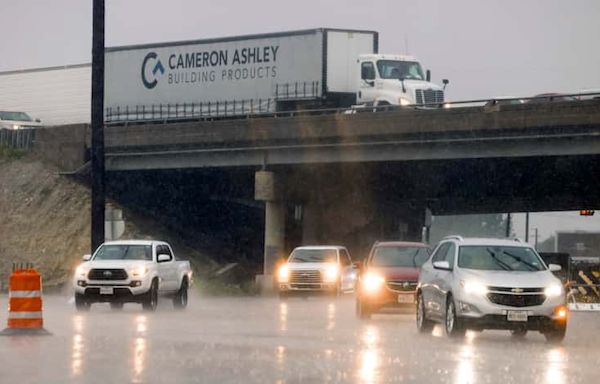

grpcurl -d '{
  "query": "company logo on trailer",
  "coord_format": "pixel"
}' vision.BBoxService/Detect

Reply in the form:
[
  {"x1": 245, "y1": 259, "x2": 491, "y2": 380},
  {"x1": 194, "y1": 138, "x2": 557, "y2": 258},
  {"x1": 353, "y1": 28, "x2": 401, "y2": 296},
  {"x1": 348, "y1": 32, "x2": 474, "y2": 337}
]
[{"x1": 141, "y1": 52, "x2": 165, "y2": 89}]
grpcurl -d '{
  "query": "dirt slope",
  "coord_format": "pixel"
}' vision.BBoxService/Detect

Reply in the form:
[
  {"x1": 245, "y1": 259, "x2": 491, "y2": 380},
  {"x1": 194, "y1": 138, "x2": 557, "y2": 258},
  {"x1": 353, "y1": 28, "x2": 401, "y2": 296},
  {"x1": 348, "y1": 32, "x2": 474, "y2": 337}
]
[{"x1": 0, "y1": 152, "x2": 218, "y2": 289}]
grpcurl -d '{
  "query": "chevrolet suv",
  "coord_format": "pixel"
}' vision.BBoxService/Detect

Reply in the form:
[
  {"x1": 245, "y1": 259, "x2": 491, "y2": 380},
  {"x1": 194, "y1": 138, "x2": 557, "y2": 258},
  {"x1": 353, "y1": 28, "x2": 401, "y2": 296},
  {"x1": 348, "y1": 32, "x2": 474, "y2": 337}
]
[{"x1": 417, "y1": 236, "x2": 567, "y2": 342}]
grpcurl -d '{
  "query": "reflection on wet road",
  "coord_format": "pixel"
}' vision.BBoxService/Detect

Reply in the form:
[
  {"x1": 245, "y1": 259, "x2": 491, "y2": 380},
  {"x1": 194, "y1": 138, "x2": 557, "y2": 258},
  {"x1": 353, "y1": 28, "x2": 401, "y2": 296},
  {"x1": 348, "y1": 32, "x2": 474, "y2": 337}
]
[{"x1": 1, "y1": 294, "x2": 600, "y2": 383}]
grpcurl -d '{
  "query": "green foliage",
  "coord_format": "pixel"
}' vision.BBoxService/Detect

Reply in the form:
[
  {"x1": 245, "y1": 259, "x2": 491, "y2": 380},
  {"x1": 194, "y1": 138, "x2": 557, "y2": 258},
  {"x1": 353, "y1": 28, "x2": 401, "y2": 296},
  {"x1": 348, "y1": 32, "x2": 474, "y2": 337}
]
[{"x1": 0, "y1": 145, "x2": 26, "y2": 160}]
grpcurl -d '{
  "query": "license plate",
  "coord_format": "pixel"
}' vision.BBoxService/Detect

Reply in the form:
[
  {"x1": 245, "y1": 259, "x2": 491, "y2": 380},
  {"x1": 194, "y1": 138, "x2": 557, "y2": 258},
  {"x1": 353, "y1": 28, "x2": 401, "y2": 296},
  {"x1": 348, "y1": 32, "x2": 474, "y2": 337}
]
[
  {"x1": 507, "y1": 310, "x2": 528, "y2": 322},
  {"x1": 397, "y1": 294, "x2": 414, "y2": 304},
  {"x1": 99, "y1": 287, "x2": 114, "y2": 295}
]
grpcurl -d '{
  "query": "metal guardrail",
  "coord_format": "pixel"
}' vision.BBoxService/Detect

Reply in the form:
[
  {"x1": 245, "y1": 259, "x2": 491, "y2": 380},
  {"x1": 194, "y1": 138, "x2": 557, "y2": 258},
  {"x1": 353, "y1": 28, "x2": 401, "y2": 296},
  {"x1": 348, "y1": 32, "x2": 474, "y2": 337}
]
[
  {"x1": 0, "y1": 128, "x2": 36, "y2": 150},
  {"x1": 104, "y1": 91, "x2": 600, "y2": 126}
]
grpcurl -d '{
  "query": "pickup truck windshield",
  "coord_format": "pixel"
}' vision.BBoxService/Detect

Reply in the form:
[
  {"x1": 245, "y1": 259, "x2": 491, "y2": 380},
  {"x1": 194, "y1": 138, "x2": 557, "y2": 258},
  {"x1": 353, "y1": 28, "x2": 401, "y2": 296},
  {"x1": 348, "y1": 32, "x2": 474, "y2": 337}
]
[
  {"x1": 458, "y1": 246, "x2": 545, "y2": 271},
  {"x1": 371, "y1": 246, "x2": 430, "y2": 267},
  {"x1": 0, "y1": 111, "x2": 33, "y2": 121},
  {"x1": 376, "y1": 60, "x2": 424, "y2": 80},
  {"x1": 94, "y1": 244, "x2": 152, "y2": 261},
  {"x1": 289, "y1": 249, "x2": 337, "y2": 263}
]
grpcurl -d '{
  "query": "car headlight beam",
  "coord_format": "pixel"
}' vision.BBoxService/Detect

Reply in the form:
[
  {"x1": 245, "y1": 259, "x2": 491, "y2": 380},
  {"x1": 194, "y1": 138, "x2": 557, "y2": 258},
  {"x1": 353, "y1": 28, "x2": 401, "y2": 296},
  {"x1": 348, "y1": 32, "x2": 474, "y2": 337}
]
[
  {"x1": 363, "y1": 272, "x2": 385, "y2": 293},
  {"x1": 278, "y1": 265, "x2": 289, "y2": 283},
  {"x1": 324, "y1": 264, "x2": 338, "y2": 282},
  {"x1": 545, "y1": 284, "x2": 563, "y2": 298},
  {"x1": 461, "y1": 280, "x2": 488, "y2": 295}
]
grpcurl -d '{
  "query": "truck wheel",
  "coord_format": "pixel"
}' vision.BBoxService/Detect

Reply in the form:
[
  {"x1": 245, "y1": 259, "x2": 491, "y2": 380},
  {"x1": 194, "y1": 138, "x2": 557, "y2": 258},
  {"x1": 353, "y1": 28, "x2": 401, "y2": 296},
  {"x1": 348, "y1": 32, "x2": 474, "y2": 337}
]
[
  {"x1": 544, "y1": 322, "x2": 567, "y2": 343},
  {"x1": 356, "y1": 299, "x2": 371, "y2": 320},
  {"x1": 173, "y1": 278, "x2": 189, "y2": 309},
  {"x1": 416, "y1": 293, "x2": 434, "y2": 333},
  {"x1": 143, "y1": 279, "x2": 159, "y2": 311},
  {"x1": 445, "y1": 295, "x2": 465, "y2": 338},
  {"x1": 110, "y1": 302, "x2": 124, "y2": 310},
  {"x1": 75, "y1": 293, "x2": 90, "y2": 312}
]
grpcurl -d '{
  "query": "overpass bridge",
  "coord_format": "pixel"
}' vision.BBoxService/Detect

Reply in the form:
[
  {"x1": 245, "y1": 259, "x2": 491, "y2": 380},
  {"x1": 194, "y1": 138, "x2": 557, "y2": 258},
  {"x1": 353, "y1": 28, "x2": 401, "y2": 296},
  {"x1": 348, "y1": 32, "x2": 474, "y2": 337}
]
[{"x1": 99, "y1": 100, "x2": 600, "y2": 286}]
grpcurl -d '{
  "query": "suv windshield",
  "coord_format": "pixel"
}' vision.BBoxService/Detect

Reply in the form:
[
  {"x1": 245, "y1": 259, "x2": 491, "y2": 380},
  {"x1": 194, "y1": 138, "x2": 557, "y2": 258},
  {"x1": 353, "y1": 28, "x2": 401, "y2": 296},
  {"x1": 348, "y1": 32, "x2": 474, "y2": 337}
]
[
  {"x1": 376, "y1": 60, "x2": 424, "y2": 80},
  {"x1": 94, "y1": 244, "x2": 152, "y2": 261},
  {"x1": 0, "y1": 111, "x2": 33, "y2": 121},
  {"x1": 371, "y1": 246, "x2": 430, "y2": 267},
  {"x1": 458, "y1": 245, "x2": 545, "y2": 271},
  {"x1": 289, "y1": 249, "x2": 337, "y2": 263}
]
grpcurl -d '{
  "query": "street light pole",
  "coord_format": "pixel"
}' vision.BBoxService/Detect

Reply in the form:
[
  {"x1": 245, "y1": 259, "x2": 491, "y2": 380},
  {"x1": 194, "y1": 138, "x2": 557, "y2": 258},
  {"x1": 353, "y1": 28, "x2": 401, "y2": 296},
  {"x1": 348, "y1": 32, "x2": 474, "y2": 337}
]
[
  {"x1": 91, "y1": 0, "x2": 105, "y2": 253},
  {"x1": 525, "y1": 212, "x2": 529, "y2": 242},
  {"x1": 505, "y1": 213, "x2": 511, "y2": 238}
]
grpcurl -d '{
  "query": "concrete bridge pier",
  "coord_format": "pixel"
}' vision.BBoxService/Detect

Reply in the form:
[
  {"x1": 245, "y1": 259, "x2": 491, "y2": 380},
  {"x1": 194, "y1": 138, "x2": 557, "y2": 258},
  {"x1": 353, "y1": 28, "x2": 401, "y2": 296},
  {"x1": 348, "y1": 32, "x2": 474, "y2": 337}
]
[{"x1": 255, "y1": 170, "x2": 286, "y2": 293}]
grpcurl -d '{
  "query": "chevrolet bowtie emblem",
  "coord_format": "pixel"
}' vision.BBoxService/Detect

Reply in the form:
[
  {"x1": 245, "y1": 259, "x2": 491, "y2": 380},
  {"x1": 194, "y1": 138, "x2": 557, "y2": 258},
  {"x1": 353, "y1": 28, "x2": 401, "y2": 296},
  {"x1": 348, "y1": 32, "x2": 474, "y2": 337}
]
[{"x1": 511, "y1": 288, "x2": 524, "y2": 293}]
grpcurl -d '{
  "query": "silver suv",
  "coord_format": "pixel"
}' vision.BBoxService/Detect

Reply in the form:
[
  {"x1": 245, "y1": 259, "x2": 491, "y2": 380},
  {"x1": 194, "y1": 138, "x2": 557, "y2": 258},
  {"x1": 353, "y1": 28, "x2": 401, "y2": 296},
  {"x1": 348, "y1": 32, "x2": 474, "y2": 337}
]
[{"x1": 417, "y1": 236, "x2": 567, "y2": 342}]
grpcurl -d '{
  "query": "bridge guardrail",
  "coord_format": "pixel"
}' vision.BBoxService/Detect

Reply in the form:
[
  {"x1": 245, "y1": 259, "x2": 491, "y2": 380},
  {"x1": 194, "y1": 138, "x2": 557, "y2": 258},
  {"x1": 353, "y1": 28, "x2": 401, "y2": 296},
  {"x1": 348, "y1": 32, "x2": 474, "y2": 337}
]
[{"x1": 105, "y1": 92, "x2": 600, "y2": 126}]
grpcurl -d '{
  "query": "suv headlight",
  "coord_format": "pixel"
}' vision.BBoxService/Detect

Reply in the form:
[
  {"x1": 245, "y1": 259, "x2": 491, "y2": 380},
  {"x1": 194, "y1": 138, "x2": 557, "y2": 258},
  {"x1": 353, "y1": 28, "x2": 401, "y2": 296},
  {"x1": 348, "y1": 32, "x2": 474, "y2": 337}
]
[
  {"x1": 460, "y1": 280, "x2": 488, "y2": 295},
  {"x1": 545, "y1": 284, "x2": 563, "y2": 298},
  {"x1": 278, "y1": 265, "x2": 289, "y2": 283},
  {"x1": 363, "y1": 272, "x2": 385, "y2": 293}
]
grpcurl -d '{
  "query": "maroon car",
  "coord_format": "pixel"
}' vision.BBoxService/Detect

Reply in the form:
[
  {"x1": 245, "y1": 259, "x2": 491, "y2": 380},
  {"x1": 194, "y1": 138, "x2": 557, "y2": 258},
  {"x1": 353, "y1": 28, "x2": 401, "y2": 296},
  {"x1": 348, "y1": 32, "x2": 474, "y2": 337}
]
[{"x1": 356, "y1": 241, "x2": 430, "y2": 319}]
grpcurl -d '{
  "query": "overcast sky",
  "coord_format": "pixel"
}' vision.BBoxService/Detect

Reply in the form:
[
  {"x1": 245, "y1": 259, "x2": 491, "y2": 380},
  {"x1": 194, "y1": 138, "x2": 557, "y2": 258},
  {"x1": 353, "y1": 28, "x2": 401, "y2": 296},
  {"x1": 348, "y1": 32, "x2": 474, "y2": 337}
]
[
  {"x1": 2, "y1": 0, "x2": 600, "y2": 240},
  {"x1": 2, "y1": 0, "x2": 599, "y2": 100}
]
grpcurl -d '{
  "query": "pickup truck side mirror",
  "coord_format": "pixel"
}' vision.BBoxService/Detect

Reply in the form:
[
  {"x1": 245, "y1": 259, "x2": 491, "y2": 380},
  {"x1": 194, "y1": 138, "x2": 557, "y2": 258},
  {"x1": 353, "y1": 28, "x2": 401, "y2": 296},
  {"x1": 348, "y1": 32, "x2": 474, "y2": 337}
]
[
  {"x1": 442, "y1": 79, "x2": 449, "y2": 90},
  {"x1": 433, "y1": 260, "x2": 452, "y2": 271},
  {"x1": 82, "y1": 254, "x2": 91, "y2": 261},
  {"x1": 35, "y1": 118, "x2": 41, "y2": 123},
  {"x1": 157, "y1": 254, "x2": 171, "y2": 263},
  {"x1": 426, "y1": 69, "x2": 431, "y2": 82}
]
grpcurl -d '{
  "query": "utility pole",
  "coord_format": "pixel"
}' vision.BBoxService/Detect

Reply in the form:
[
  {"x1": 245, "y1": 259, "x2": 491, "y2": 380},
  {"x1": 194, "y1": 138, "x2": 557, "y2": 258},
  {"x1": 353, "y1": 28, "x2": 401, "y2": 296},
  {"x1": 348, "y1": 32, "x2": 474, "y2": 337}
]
[
  {"x1": 505, "y1": 213, "x2": 512, "y2": 238},
  {"x1": 525, "y1": 212, "x2": 530, "y2": 242},
  {"x1": 91, "y1": 0, "x2": 105, "y2": 253}
]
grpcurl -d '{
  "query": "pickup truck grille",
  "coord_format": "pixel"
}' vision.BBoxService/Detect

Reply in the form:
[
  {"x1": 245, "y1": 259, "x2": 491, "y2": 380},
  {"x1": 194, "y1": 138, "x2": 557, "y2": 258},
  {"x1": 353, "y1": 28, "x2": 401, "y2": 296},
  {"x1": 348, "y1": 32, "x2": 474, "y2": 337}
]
[
  {"x1": 487, "y1": 292, "x2": 546, "y2": 307},
  {"x1": 88, "y1": 268, "x2": 128, "y2": 281},
  {"x1": 289, "y1": 270, "x2": 321, "y2": 284},
  {"x1": 415, "y1": 89, "x2": 444, "y2": 105},
  {"x1": 386, "y1": 280, "x2": 418, "y2": 292}
]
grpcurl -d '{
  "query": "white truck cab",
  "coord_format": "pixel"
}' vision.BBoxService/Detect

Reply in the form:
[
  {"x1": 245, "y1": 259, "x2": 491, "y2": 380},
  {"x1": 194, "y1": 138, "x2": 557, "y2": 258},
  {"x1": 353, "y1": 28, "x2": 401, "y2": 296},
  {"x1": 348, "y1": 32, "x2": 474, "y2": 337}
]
[
  {"x1": 357, "y1": 54, "x2": 446, "y2": 107},
  {"x1": 73, "y1": 240, "x2": 192, "y2": 311}
]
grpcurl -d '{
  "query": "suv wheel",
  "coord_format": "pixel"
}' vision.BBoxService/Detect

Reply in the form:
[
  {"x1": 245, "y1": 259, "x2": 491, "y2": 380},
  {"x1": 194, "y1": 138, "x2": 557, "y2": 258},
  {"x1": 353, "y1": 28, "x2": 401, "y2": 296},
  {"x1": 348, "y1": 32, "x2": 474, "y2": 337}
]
[
  {"x1": 445, "y1": 296, "x2": 465, "y2": 338},
  {"x1": 544, "y1": 322, "x2": 567, "y2": 343},
  {"x1": 416, "y1": 293, "x2": 434, "y2": 333}
]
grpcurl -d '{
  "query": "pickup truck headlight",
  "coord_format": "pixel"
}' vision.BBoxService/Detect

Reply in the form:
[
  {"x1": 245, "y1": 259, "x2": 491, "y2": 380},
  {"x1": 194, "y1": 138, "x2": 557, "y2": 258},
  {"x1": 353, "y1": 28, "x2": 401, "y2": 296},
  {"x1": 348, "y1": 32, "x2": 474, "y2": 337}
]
[
  {"x1": 460, "y1": 280, "x2": 488, "y2": 295},
  {"x1": 324, "y1": 264, "x2": 338, "y2": 282},
  {"x1": 363, "y1": 272, "x2": 385, "y2": 294},
  {"x1": 130, "y1": 266, "x2": 148, "y2": 277},
  {"x1": 278, "y1": 265, "x2": 289, "y2": 283},
  {"x1": 545, "y1": 284, "x2": 563, "y2": 298},
  {"x1": 75, "y1": 264, "x2": 90, "y2": 278}
]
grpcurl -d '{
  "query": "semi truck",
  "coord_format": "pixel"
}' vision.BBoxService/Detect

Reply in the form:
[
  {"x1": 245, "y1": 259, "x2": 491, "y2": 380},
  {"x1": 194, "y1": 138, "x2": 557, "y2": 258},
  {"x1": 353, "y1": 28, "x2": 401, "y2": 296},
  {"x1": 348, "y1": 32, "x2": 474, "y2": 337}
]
[{"x1": 105, "y1": 28, "x2": 446, "y2": 122}]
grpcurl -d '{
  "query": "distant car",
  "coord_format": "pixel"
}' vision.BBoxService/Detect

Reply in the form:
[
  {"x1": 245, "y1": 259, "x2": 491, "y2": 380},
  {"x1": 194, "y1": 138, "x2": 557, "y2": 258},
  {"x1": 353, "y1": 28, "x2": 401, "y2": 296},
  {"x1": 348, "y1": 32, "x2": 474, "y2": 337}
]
[
  {"x1": 526, "y1": 93, "x2": 577, "y2": 103},
  {"x1": 0, "y1": 111, "x2": 43, "y2": 130},
  {"x1": 484, "y1": 96, "x2": 525, "y2": 107},
  {"x1": 355, "y1": 241, "x2": 430, "y2": 319},
  {"x1": 277, "y1": 246, "x2": 356, "y2": 297},
  {"x1": 575, "y1": 88, "x2": 600, "y2": 100},
  {"x1": 417, "y1": 236, "x2": 568, "y2": 342}
]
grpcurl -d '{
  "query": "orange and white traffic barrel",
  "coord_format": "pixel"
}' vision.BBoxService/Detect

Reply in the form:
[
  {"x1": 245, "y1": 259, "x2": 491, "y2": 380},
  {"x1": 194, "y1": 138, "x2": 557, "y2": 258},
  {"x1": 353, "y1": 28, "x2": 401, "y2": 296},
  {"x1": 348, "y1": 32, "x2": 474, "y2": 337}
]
[{"x1": 0, "y1": 263, "x2": 50, "y2": 336}]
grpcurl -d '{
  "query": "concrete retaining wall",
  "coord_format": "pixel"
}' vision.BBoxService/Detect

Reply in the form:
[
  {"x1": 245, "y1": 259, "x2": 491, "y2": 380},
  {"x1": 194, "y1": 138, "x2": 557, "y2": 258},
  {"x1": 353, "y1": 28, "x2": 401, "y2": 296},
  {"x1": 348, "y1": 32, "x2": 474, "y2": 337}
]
[{"x1": 33, "y1": 124, "x2": 90, "y2": 171}]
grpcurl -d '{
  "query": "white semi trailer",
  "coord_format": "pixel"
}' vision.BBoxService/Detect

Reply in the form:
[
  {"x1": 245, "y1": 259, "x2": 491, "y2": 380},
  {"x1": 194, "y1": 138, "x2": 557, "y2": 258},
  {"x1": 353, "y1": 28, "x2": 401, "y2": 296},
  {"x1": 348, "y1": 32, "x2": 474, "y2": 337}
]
[{"x1": 105, "y1": 28, "x2": 446, "y2": 121}]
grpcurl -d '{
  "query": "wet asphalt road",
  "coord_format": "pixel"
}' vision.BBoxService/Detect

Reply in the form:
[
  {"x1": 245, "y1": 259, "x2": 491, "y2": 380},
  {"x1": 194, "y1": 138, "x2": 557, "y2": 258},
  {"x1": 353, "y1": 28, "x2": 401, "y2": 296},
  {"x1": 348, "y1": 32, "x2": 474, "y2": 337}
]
[{"x1": 1, "y1": 293, "x2": 600, "y2": 384}]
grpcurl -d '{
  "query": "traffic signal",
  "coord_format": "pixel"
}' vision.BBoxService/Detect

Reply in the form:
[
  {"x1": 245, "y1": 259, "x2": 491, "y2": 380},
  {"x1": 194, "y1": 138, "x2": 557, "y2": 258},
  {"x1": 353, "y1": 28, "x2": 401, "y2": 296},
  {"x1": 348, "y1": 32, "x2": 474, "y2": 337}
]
[{"x1": 580, "y1": 210, "x2": 595, "y2": 216}]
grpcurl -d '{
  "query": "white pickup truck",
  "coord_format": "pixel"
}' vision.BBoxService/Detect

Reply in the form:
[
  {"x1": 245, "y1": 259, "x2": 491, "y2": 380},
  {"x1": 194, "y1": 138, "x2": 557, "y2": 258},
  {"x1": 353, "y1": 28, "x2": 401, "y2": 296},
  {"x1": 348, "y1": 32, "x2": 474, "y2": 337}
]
[{"x1": 73, "y1": 240, "x2": 192, "y2": 311}]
